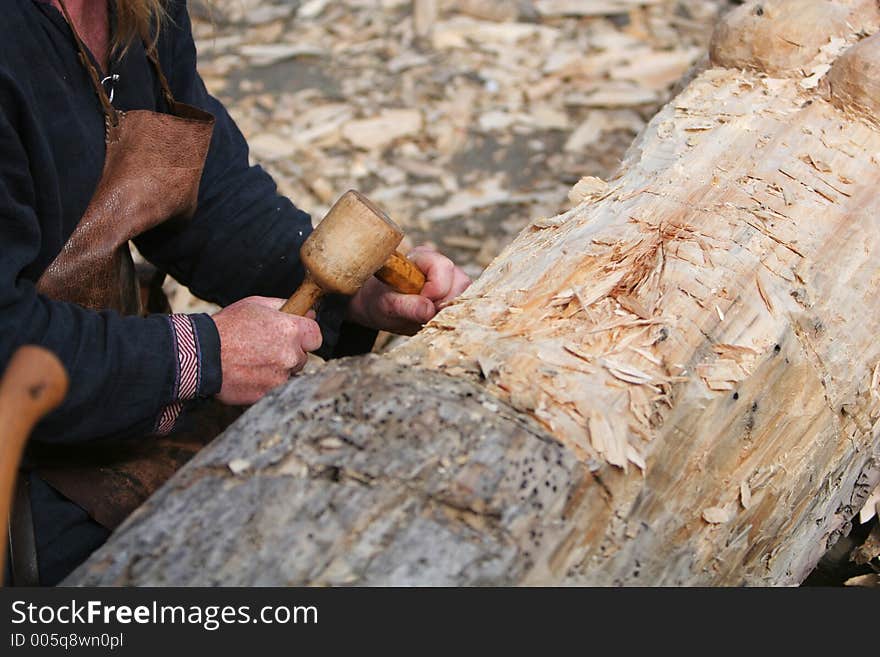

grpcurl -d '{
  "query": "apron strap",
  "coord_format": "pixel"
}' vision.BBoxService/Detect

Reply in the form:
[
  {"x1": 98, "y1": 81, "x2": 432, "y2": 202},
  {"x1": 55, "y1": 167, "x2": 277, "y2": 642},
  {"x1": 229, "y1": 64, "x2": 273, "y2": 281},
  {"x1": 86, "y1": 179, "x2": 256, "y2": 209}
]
[
  {"x1": 56, "y1": 0, "x2": 120, "y2": 126},
  {"x1": 143, "y1": 44, "x2": 178, "y2": 111},
  {"x1": 57, "y1": 1, "x2": 179, "y2": 123}
]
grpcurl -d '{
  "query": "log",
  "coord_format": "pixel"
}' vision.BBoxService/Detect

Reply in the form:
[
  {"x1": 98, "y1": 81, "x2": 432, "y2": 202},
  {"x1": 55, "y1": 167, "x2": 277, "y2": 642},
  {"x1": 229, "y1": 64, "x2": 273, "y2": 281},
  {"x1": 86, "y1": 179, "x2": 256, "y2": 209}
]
[{"x1": 68, "y1": 0, "x2": 880, "y2": 586}]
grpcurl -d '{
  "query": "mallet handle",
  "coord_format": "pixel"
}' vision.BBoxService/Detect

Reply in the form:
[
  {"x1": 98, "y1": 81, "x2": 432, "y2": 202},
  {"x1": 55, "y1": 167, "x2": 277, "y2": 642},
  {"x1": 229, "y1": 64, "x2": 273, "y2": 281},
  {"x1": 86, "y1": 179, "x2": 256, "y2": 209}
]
[
  {"x1": 280, "y1": 274, "x2": 324, "y2": 316},
  {"x1": 376, "y1": 251, "x2": 426, "y2": 295},
  {"x1": 280, "y1": 251, "x2": 427, "y2": 317},
  {"x1": 0, "y1": 346, "x2": 68, "y2": 577}
]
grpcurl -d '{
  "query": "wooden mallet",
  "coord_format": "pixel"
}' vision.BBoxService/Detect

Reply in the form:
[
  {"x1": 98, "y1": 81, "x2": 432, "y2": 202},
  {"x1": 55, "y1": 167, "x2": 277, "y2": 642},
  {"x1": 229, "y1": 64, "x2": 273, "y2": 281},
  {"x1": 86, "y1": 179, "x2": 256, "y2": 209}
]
[
  {"x1": 0, "y1": 346, "x2": 68, "y2": 579},
  {"x1": 280, "y1": 190, "x2": 427, "y2": 315}
]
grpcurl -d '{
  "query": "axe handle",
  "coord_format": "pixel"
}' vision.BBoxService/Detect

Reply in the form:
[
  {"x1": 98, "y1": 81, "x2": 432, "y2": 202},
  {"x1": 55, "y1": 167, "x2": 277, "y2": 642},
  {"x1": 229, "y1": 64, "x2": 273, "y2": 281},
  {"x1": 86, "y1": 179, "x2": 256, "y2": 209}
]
[
  {"x1": 376, "y1": 250, "x2": 426, "y2": 295},
  {"x1": 0, "y1": 346, "x2": 68, "y2": 577}
]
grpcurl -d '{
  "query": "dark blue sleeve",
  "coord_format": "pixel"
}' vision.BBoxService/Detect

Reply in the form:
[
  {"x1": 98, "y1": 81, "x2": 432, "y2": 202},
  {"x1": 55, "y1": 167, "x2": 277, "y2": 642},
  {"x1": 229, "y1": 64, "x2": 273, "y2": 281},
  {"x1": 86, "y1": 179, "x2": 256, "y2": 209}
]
[
  {"x1": 0, "y1": 83, "x2": 195, "y2": 444},
  {"x1": 133, "y1": 1, "x2": 375, "y2": 361}
]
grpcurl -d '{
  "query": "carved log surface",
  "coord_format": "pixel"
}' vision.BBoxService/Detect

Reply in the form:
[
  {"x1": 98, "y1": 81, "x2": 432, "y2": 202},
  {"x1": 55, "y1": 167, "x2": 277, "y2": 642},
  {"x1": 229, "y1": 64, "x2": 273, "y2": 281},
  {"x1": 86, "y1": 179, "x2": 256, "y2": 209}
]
[{"x1": 69, "y1": 0, "x2": 880, "y2": 585}]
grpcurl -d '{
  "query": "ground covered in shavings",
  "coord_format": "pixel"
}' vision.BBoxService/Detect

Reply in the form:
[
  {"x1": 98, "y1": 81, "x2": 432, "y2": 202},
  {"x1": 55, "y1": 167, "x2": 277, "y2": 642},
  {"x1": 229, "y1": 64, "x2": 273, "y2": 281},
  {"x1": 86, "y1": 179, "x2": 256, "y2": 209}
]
[{"x1": 165, "y1": 0, "x2": 736, "y2": 318}]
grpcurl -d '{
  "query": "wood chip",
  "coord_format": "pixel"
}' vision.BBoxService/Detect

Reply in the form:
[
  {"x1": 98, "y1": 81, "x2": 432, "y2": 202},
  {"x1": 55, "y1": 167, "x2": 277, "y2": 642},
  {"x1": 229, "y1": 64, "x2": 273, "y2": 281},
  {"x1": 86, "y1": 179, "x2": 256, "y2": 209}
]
[
  {"x1": 413, "y1": 0, "x2": 438, "y2": 38},
  {"x1": 442, "y1": 235, "x2": 485, "y2": 250},
  {"x1": 801, "y1": 153, "x2": 832, "y2": 174},
  {"x1": 342, "y1": 110, "x2": 423, "y2": 151},
  {"x1": 696, "y1": 360, "x2": 747, "y2": 391},
  {"x1": 535, "y1": 0, "x2": 662, "y2": 17},
  {"x1": 702, "y1": 506, "x2": 731, "y2": 524},
  {"x1": 564, "y1": 114, "x2": 611, "y2": 153},
  {"x1": 319, "y1": 437, "x2": 344, "y2": 450},
  {"x1": 240, "y1": 44, "x2": 324, "y2": 66},
  {"x1": 843, "y1": 574, "x2": 880, "y2": 588},
  {"x1": 755, "y1": 271, "x2": 774, "y2": 315},
  {"x1": 603, "y1": 359, "x2": 654, "y2": 385},
  {"x1": 587, "y1": 409, "x2": 627, "y2": 469},
  {"x1": 587, "y1": 317, "x2": 667, "y2": 334},
  {"x1": 248, "y1": 133, "x2": 298, "y2": 161},
  {"x1": 850, "y1": 523, "x2": 880, "y2": 565},
  {"x1": 713, "y1": 344, "x2": 758, "y2": 360},
  {"x1": 629, "y1": 346, "x2": 662, "y2": 366},
  {"x1": 740, "y1": 482, "x2": 752, "y2": 509},
  {"x1": 566, "y1": 85, "x2": 659, "y2": 109},
  {"x1": 568, "y1": 176, "x2": 610, "y2": 204},
  {"x1": 298, "y1": 0, "x2": 330, "y2": 19},
  {"x1": 616, "y1": 293, "x2": 653, "y2": 320},
  {"x1": 859, "y1": 485, "x2": 880, "y2": 524},
  {"x1": 626, "y1": 444, "x2": 646, "y2": 472},
  {"x1": 228, "y1": 458, "x2": 251, "y2": 475}
]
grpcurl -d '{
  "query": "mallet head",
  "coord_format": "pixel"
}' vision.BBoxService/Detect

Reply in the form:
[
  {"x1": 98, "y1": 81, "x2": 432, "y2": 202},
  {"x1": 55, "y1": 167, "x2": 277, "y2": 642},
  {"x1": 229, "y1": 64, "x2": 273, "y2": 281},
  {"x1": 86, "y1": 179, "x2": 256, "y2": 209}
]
[{"x1": 301, "y1": 190, "x2": 404, "y2": 295}]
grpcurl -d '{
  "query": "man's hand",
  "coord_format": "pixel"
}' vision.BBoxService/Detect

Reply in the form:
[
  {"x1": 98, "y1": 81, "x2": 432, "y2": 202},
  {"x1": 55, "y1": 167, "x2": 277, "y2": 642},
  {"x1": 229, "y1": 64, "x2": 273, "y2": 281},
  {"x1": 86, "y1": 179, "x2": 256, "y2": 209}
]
[
  {"x1": 347, "y1": 245, "x2": 471, "y2": 335},
  {"x1": 212, "y1": 296, "x2": 322, "y2": 405}
]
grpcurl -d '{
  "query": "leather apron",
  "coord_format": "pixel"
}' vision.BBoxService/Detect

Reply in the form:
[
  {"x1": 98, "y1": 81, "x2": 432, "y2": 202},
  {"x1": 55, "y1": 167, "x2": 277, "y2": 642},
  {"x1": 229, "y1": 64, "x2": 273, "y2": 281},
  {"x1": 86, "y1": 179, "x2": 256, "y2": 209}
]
[{"x1": 25, "y1": 1, "x2": 238, "y2": 532}]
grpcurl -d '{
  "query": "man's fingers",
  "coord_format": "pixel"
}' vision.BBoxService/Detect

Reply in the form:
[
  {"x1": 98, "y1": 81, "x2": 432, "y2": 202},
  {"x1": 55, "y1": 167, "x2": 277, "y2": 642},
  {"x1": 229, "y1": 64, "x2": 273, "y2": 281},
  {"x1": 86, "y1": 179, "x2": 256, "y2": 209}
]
[
  {"x1": 408, "y1": 249, "x2": 454, "y2": 301},
  {"x1": 437, "y1": 267, "x2": 472, "y2": 308},
  {"x1": 283, "y1": 348, "x2": 309, "y2": 375},
  {"x1": 213, "y1": 296, "x2": 326, "y2": 406},
  {"x1": 241, "y1": 296, "x2": 323, "y2": 351},
  {"x1": 286, "y1": 317, "x2": 323, "y2": 352},
  {"x1": 451, "y1": 267, "x2": 472, "y2": 297},
  {"x1": 380, "y1": 292, "x2": 435, "y2": 324},
  {"x1": 243, "y1": 296, "x2": 290, "y2": 310}
]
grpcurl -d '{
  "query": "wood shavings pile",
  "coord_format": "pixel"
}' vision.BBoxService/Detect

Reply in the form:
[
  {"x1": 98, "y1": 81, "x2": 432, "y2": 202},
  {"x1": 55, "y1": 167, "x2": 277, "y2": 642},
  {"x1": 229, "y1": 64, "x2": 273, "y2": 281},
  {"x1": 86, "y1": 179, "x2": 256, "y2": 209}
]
[{"x1": 160, "y1": 0, "x2": 735, "y2": 315}]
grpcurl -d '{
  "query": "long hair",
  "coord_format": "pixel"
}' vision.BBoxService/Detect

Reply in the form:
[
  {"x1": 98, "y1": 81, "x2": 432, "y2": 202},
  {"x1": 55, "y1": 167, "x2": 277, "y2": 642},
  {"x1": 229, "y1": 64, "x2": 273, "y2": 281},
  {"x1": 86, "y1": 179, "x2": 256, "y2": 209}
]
[{"x1": 113, "y1": 0, "x2": 168, "y2": 54}]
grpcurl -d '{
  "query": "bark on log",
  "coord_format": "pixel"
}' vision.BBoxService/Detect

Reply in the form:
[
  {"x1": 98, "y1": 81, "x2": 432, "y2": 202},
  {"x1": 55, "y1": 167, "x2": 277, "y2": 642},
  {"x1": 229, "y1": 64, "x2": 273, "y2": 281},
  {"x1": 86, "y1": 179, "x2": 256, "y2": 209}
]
[{"x1": 68, "y1": 0, "x2": 880, "y2": 586}]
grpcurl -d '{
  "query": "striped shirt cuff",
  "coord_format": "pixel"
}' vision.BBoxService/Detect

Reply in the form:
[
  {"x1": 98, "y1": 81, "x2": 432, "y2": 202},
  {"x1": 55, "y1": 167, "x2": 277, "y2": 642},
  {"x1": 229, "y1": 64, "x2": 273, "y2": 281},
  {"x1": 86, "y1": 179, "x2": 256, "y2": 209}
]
[{"x1": 155, "y1": 314, "x2": 203, "y2": 435}]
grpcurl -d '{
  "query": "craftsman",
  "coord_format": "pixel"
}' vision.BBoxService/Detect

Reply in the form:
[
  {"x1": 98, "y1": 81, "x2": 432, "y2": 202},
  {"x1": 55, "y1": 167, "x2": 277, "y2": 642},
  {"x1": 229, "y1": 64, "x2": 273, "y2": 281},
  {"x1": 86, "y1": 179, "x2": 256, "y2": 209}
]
[{"x1": 0, "y1": 0, "x2": 471, "y2": 585}]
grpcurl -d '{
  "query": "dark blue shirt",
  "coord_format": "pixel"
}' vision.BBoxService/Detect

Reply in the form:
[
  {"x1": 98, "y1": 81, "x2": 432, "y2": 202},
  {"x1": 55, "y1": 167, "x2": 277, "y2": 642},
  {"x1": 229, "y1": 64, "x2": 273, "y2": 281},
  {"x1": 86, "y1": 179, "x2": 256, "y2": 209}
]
[
  {"x1": 1, "y1": 0, "x2": 372, "y2": 442},
  {"x1": 1, "y1": 0, "x2": 374, "y2": 583}
]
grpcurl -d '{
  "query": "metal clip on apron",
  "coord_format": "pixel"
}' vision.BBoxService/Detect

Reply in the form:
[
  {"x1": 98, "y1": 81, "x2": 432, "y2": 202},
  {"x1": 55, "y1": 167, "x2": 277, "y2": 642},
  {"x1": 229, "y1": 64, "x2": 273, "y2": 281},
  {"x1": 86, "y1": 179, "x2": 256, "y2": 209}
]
[{"x1": 25, "y1": 0, "x2": 225, "y2": 539}]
